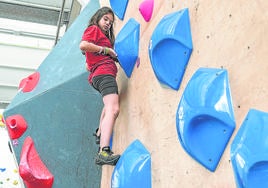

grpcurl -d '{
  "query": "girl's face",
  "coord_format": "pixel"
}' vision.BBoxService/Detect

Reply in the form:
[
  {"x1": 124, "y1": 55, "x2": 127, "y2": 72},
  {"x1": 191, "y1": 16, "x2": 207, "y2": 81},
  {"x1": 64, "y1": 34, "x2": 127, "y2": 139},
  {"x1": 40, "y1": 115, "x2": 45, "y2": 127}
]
[{"x1": 98, "y1": 13, "x2": 114, "y2": 33}]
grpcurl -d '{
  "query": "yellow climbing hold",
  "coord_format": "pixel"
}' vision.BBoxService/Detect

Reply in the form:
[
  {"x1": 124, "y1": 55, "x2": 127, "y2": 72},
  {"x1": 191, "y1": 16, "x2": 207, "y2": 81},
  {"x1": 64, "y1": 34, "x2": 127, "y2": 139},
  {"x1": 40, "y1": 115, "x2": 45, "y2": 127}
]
[
  {"x1": 0, "y1": 114, "x2": 5, "y2": 127},
  {"x1": 13, "y1": 180, "x2": 18, "y2": 185}
]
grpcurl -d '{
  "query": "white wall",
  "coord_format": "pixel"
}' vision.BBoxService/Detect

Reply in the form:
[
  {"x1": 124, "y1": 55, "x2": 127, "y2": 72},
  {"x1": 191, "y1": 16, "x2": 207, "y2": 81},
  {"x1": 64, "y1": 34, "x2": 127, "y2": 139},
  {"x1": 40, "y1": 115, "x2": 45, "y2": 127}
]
[{"x1": 0, "y1": 44, "x2": 49, "y2": 104}]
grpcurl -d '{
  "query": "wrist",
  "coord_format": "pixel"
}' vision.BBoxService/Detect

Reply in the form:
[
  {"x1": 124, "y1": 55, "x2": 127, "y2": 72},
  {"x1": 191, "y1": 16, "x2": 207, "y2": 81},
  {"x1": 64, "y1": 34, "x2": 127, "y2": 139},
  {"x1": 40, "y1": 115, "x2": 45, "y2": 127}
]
[
  {"x1": 104, "y1": 47, "x2": 109, "y2": 55},
  {"x1": 98, "y1": 46, "x2": 103, "y2": 54}
]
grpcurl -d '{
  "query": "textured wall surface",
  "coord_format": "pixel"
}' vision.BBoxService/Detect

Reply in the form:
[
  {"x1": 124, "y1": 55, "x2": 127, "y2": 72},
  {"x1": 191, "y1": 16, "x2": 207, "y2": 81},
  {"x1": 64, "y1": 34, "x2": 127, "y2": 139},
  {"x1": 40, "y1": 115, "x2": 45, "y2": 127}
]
[{"x1": 100, "y1": 0, "x2": 268, "y2": 187}]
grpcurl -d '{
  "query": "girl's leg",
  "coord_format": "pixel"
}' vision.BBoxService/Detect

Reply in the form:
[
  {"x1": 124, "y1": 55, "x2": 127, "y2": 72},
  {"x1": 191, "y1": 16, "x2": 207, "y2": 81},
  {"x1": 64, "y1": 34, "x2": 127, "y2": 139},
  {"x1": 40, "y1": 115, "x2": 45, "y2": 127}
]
[
  {"x1": 97, "y1": 108, "x2": 105, "y2": 136},
  {"x1": 99, "y1": 93, "x2": 119, "y2": 150},
  {"x1": 93, "y1": 108, "x2": 104, "y2": 145},
  {"x1": 92, "y1": 75, "x2": 120, "y2": 165}
]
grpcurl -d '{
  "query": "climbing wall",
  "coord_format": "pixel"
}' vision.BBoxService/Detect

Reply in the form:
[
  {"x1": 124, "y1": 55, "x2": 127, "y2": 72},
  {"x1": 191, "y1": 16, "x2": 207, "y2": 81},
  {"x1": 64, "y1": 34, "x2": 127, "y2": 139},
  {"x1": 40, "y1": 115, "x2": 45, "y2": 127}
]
[
  {"x1": 3, "y1": 0, "x2": 103, "y2": 187},
  {"x1": 100, "y1": 0, "x2": 268, "y2": 187},
  {"x1": 2, "y1": 0, "x2": 268, "y2": 187}
]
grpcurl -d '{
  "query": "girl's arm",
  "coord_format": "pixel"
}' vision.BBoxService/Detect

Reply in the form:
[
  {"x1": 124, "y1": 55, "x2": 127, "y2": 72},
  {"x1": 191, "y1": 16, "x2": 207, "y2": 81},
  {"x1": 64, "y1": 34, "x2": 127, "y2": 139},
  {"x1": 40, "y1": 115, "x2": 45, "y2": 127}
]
[
  {"x1": 80, "y1": 41, "x2": 117, "y2": 58},
  {"x1": 80, "y1": 41, "x2": 103, "y2": 53}
]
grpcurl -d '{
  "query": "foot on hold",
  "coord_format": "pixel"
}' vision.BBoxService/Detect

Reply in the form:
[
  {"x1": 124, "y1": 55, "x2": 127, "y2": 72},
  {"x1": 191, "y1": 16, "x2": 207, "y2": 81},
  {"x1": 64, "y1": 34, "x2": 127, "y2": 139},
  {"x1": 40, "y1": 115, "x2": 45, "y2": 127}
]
[
  {"x1": 95, "y1": 146, "x2": 120, "y2": 166},
  {"x1": 93, "y1": 128, "x2": 100, "y2": 144}
]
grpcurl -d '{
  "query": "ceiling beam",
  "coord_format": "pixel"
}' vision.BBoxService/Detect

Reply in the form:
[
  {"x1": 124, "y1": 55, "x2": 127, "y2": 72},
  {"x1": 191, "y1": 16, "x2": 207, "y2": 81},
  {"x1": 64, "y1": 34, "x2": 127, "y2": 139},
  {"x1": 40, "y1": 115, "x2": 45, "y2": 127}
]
[{"x1": 0, "y1": 1, "x2": 70, "y2": 26}]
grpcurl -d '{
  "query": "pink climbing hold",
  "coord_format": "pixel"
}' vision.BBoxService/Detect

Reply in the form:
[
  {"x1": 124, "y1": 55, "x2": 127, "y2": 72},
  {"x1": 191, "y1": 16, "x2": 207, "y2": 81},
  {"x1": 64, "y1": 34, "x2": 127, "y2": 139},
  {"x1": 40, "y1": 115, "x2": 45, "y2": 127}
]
[
  {"x1": 5, "y1": 114, "x2": 28, "y2": 140},
  {"x1": 19, "y1": 72, "x2": 40, "y2": 92},
  {"x1": 139, "y1": 0, "x2": 154, "y2": 22},
  {"x1": 19, "y1": 137, "x2": 54, "y2": 188}
]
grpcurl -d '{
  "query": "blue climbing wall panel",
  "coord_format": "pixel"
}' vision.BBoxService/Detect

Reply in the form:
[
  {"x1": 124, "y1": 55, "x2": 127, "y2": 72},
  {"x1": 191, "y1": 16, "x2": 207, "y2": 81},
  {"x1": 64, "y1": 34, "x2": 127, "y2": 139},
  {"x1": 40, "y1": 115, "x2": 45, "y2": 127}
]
[
  {"x1": 176, "y1": 68, "x2": 235, "y2": 172},
  {"x1": 3, "y1": 0, "x2": 102, "y2": 187},
  {"x1": 231, "y1": 109, "x2": 268, "y2": 188}
]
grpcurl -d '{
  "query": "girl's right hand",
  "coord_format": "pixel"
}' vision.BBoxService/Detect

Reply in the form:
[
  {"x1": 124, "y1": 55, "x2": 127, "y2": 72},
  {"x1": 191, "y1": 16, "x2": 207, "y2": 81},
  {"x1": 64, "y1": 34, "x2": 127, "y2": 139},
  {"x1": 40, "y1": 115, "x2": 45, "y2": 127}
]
[{"x1": 107, "y1": 48, "x2": 117, "y2": 58}]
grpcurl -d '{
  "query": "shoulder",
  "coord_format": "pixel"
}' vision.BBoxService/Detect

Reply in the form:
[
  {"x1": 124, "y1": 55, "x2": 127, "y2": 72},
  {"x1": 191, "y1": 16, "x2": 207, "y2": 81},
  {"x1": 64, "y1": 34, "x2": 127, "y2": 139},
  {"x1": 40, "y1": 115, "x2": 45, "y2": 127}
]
[
  {"x1": 82, "y1": 25, "x2": 102, "y2": 40},
  {"x1": 85, "y1": 25, "x2": 101, "y2": 33}
]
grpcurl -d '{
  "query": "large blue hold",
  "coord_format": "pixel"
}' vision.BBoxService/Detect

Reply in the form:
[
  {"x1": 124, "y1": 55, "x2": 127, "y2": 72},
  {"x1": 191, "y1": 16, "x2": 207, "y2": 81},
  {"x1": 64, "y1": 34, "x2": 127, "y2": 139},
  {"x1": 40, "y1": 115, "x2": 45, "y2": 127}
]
[
  {"x1": 3, "y1": 1, "x2": 103, "y2": 187},
  {"x1": 115, "y1": 18, "x2": 140, "y2": 78},
  {"x1": 149, "y1": 8, "x2": 193, "y2": 90},
  {"x1": 111, "y1": 140, "x2": 151, "y2": 188},
  {"x1": 231, "y1": 109, "x2": 268, "y2": 188},
  {"x1": 109, "y1": 0, "x2": 129, "y2": 20},
  {"x1": 176, "y1": 68, "x2": 235, "y2": 172}
]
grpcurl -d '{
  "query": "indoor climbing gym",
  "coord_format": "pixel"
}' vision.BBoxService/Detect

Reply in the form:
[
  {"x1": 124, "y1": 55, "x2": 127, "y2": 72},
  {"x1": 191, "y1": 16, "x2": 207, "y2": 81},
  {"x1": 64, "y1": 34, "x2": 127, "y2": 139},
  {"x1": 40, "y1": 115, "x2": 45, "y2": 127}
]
[{"x1": 0, "y1": 0, "x2": 268, "y2": 188}]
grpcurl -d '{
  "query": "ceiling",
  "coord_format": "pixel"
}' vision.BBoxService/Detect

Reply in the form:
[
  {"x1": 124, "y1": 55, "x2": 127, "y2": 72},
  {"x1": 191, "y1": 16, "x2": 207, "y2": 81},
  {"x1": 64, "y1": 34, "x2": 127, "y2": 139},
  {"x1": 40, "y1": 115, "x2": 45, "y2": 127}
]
[
  {"x1": 0, "y1": 0, "x2": 81, "y2": 26},
  {"x1": 4, "y1": 0, "x2": 74, "y2": 9}
]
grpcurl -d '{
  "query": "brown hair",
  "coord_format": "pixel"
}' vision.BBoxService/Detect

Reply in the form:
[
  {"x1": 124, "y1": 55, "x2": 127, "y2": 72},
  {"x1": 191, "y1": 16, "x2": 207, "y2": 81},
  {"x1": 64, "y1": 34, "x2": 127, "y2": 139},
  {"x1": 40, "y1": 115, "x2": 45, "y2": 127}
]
[{"x1": 88, "y1": 7, "x2": 115, "y2": 45}]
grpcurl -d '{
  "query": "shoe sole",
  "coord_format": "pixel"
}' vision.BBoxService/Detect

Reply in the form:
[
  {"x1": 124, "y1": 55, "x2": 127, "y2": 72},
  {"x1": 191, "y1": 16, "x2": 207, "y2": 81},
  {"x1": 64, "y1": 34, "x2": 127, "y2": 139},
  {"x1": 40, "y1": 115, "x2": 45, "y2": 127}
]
[{"x1": 95, "y1": 156, "x2": 120, "y2": 166}]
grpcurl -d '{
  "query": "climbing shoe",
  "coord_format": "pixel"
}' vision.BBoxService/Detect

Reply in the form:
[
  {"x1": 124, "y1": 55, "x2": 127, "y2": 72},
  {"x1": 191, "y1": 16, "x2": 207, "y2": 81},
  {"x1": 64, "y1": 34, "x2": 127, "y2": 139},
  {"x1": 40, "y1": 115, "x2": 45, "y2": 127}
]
[
  {"x1": 93, "y1": 128, "x2": 100, "y2": 144},
  {"x1": 95, "y1": 146, "x2": 120, "y2": 166}
]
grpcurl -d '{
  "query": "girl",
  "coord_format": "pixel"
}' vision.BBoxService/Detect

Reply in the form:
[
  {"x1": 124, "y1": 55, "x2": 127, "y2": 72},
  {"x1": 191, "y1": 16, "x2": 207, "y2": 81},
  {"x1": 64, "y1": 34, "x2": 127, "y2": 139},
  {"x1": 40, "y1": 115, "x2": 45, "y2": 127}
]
[{"x1": 80, "y1": 7, "x2": 120, "y2": 166}]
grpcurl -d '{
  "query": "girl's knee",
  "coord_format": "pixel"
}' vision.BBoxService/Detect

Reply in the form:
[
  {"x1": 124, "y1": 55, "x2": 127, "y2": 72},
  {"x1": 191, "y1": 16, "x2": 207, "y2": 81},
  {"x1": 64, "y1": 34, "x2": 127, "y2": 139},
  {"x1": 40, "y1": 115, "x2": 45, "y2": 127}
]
[
  {"x1": 113, "y1": 106, "x2": 120, "y2": 118},
  {"x1": 105, "y1": 105, "x2": 119, "y2": 118}
]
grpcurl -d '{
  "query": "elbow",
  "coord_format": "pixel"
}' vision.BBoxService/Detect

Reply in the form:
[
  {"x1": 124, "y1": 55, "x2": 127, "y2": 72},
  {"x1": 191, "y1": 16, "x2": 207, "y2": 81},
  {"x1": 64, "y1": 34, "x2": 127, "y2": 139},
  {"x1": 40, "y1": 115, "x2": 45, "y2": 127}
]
[{"x1": 79, "y1": 41, "x2": 87, "y2": 51}]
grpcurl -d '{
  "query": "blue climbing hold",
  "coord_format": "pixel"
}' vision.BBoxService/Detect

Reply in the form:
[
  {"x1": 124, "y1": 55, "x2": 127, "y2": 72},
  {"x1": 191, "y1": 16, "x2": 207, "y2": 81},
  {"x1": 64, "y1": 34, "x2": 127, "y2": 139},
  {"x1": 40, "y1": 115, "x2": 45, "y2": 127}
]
[
  {"x1": 110, "y1": 0, "x2": 129, "y2": 20},
  {"x1": 231, "y1": 109, "x2": 268, "y2": 188},
  {"x1": 115, "y1": 18, "x2": 140, "y2": 78},
  {"x1": 111, "y1": 139, "x2": 151, "y2": 188},
  {"x1": 149, "y1": 8, "x2": 193, "y2": 90},
  {"x1": 176, "y1": 68, "x2": 235, "y2": 172},
  {"x1": 0, "y1": 168, "x2": 6, "y2": 172}
]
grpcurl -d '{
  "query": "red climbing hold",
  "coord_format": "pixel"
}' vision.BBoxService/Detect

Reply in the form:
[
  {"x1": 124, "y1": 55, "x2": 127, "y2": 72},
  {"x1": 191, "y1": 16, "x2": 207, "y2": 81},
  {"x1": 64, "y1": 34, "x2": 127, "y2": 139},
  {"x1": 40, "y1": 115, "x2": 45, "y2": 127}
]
[
  {"x1": 19, "y1": 137, "x2": 54, "y2": 188},
  {"x1": 5, "y1": 114, "x2": 28, "y2": 139},
  {"x1": 19, "y1": 72, "x2": 40, "y2": 92}
]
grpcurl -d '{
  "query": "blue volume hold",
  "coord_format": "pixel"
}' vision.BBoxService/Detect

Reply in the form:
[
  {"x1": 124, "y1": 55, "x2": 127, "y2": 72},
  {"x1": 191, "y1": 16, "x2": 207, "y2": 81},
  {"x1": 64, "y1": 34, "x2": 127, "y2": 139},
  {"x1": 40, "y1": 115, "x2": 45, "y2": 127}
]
[
  {"x1": 110, "y1": 0, "x2": 129, "y2": 20},
  {"x1": 231, "y1": 109, "x2": 268, "y2": 188},
  {"x1": 176, "y1": 68, "x2": 235, "y2": 172},
  {"x1": 115, "y1": 18, "x2": 140, "y2": 78},
  {"x1": 149, "y1": 8, "x2": 193, "y2": 90},
  {"x1": 111, "y1": 140, "x2": 151, "y2": 188}
]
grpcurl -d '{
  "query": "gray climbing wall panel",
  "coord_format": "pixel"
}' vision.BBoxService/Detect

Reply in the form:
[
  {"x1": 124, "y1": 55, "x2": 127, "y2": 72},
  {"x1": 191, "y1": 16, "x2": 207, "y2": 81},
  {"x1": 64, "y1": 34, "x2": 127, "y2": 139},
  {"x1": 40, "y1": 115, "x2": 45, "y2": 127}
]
[{"x1": 3, "y1": 0, "x2": 103, "y2": 187}]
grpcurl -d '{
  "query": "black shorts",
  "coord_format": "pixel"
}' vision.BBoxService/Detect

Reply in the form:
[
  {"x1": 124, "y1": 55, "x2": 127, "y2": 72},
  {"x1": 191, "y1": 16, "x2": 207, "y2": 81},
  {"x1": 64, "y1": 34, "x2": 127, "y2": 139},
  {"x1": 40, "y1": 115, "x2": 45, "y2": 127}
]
[{"x1": 92, "y1": 75, "x2": 118, "y2": 97}]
